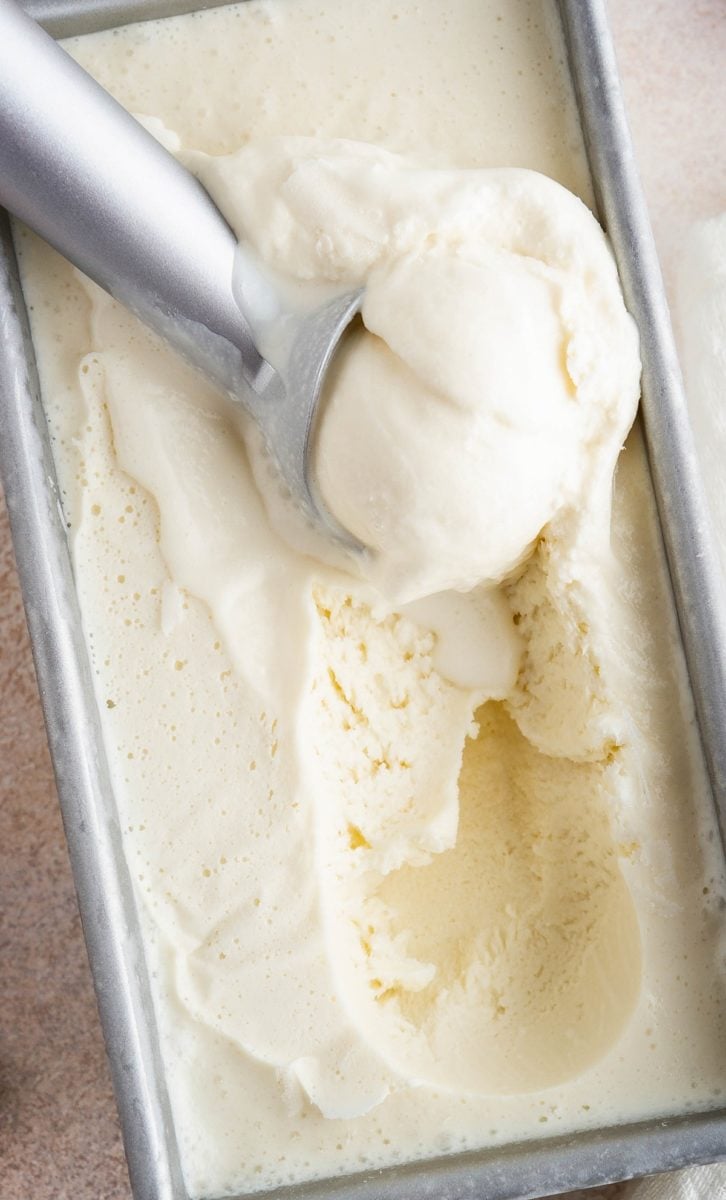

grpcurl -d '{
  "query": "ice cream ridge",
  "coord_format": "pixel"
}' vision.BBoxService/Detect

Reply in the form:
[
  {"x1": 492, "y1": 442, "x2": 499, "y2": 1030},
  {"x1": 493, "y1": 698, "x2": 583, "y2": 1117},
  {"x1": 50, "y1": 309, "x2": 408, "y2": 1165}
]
[{"x1": 19, "y1": 1, "x2": 726, "y2": 1196}]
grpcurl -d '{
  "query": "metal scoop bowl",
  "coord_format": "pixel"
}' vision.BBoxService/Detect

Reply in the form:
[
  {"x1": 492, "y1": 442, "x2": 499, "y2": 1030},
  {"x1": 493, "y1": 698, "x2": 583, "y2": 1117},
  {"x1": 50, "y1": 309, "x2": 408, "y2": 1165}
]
[{"x1": 0, "y1": 0, "x2": 364, "y2": 550}]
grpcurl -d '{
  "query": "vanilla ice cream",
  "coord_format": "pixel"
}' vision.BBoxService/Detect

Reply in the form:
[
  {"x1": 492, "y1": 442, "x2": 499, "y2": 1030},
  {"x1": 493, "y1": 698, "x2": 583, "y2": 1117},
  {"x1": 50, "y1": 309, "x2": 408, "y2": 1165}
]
[{"x1": 14, "y1": 1, "x2": 726, "y2": 1197}]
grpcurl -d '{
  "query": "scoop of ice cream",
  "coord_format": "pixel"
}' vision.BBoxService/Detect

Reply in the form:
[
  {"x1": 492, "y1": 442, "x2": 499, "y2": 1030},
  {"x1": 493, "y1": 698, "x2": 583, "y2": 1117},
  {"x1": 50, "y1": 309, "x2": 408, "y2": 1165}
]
[
  {"x1": 194, "y1": 139, "x2": 640, "y2": 602},
  {"x1": 318, "y1": 246, "x2": 587, "y2": 600}
]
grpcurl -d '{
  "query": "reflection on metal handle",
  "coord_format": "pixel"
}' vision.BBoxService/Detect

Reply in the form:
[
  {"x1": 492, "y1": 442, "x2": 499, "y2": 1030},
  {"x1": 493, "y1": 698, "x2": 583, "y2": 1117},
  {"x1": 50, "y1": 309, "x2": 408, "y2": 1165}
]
[{"x1": 0, "y1": 0, "x2": 264, "y2": 395}]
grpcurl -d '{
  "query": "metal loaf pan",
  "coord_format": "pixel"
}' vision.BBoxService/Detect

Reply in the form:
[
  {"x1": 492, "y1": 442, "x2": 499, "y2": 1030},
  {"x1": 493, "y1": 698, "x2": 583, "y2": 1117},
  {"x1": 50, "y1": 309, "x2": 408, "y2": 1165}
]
[{"x1": 2, "y1": 2, "x2": 726, "y2": 1198}]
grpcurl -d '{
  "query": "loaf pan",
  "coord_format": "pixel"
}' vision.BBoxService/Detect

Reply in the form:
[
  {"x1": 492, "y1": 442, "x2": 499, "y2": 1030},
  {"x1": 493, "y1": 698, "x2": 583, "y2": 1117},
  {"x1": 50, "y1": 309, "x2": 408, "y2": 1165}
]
[{"x1": 2, "y1": 2, "x2": 726, "y2": 1197}]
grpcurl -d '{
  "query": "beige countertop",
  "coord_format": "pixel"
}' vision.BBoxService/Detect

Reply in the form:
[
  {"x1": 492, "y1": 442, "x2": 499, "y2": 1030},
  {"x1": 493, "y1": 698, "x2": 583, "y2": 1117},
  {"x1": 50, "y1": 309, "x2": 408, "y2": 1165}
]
[{"x1": 1, "y1": 2, "x2": 724, "y2": 1197}]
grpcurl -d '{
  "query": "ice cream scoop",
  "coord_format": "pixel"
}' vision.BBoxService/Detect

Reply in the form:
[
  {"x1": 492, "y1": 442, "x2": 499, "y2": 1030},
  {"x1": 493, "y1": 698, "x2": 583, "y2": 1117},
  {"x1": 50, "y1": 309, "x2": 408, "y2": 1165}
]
[{"x1": 0, "y1": 0, "x2": 363, "y2": 548}]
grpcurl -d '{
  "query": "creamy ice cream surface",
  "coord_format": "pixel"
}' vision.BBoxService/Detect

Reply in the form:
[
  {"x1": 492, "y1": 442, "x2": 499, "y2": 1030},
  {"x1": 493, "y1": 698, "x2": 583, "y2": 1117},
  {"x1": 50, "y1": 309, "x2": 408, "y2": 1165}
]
[{"x1": 14, "y1": 1, "x2": 726, "y2": 1197}]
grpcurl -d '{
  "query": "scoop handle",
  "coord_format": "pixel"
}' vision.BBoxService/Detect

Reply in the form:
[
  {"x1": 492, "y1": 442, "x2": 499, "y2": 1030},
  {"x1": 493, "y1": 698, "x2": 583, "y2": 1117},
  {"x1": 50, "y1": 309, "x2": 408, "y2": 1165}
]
[{"x1": 0, "y1": 0, "x2": 267, "y2": 394}]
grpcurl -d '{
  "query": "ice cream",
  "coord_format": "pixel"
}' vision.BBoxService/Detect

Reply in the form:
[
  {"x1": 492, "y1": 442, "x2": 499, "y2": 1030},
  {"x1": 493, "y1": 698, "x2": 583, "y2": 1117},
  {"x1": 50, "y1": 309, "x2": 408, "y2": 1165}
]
[
  {"x1": 13, "y1": 1, "x2": 726, "y2": 1197},
  {"x1": 194, "y1": 139, "x2": 639, "y2": 603}
]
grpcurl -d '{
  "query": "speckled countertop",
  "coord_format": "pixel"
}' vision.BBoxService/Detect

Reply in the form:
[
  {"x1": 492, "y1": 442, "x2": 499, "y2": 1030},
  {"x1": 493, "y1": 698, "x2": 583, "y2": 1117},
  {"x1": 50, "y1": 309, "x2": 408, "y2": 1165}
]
[{"x1": 1, "y1": 2, "x2": 724, "y2": 1197}]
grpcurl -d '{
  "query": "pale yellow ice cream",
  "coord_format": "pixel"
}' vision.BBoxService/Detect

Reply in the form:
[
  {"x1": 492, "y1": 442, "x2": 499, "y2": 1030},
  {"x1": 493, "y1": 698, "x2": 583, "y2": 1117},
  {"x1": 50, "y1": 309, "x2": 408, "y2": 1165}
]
[
  {"x1": 14, "y1": 1, "x2": 726, "y2": 1197},
  {"x1": 185, "y1": 132, "x2": 643, "y2": 1099}
]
